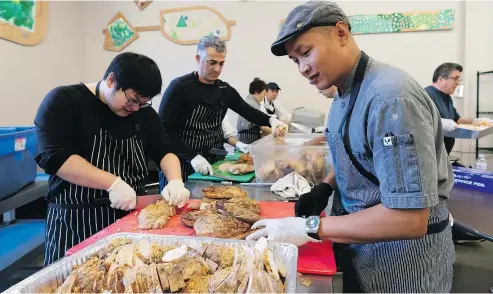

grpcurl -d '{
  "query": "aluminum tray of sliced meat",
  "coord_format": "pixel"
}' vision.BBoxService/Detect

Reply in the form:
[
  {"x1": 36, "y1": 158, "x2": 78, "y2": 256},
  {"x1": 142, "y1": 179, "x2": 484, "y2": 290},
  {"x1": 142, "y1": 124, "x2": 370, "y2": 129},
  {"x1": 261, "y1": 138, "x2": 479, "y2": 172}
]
[{"x1": 6, "y1": 233, "x2": 298, "y2": 293}]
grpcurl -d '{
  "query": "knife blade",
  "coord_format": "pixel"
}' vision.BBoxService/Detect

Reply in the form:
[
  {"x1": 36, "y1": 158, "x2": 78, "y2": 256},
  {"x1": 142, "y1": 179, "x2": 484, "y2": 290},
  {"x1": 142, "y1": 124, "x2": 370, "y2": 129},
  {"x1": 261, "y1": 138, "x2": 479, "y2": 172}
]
[
  {"x1": 291, "y1": 122, "x2": 315, "y2": 134},
  {"x1": 211, "y1": 172, "x2": 240, "y2": 182},
  {"x1": 93, "y1": 195, "x2": 162, "y2": 210},
  {"x1": 208, "y1": 148, "x2": 229, "y2": 156}
]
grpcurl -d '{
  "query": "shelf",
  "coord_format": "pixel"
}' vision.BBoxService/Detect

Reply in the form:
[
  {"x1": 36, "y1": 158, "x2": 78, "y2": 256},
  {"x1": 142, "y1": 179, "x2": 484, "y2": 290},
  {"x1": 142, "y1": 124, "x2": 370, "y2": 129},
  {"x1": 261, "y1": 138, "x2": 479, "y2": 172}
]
[
  {"x1": 479, "y1": 70, "x2": 493, "y2": 76},
  {"x1": 478, "y1": 112, "x2": 493, "y2": 115},
  {"x1": 0, "y1": 181, "x2": 48, "y2": 215},
  {"x1": 477, "y1": 148, "x2": 493, "y2": 154}
]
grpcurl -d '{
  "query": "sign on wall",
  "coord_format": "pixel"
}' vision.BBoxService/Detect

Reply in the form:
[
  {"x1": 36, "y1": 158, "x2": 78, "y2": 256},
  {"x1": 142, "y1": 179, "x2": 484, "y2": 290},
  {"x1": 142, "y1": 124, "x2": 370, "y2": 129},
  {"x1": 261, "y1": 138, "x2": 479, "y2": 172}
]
[
  {"x1": 0, "y1": 0, "x2": 48, "y2": 46},
  {"x1": 102, "y1": 5, "x2": 236, "y2": 51},
  {"x1": 279, "y1": 8, "x2": 455, "y2": 35}
]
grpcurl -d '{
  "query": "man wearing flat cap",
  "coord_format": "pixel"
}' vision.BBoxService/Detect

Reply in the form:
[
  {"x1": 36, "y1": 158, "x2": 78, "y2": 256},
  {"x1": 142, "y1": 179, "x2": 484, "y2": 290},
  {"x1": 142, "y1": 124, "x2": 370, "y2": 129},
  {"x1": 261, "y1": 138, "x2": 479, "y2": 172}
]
[
  {"x1": 261, "y1": 82, "x2": 292, "y2": 123},
  {"x1": 247, "y1": 1, "x2": 455, "y2": 292}
]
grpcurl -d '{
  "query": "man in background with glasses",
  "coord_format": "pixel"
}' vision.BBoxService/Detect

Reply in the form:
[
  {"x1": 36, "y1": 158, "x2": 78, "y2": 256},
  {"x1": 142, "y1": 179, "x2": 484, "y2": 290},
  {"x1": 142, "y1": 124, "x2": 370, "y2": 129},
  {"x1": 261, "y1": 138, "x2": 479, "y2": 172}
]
[
  {"x1": 425, "y1": 63, "x2": 474, "y2": 154},
  {"x1": 35, "y1": 52, "x2": 190, "y2": 265}
]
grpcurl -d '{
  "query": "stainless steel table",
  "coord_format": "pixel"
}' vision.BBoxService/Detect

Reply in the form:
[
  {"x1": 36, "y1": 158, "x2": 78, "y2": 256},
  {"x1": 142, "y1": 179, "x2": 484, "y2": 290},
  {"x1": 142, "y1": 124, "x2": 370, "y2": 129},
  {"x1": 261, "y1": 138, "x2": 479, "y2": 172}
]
[
  {"x1": 185, "y1": 180, "x2": 341, "y2": 293},
  {"x1": 448, "y1": 187, "x2": 493, "y2": 241}
]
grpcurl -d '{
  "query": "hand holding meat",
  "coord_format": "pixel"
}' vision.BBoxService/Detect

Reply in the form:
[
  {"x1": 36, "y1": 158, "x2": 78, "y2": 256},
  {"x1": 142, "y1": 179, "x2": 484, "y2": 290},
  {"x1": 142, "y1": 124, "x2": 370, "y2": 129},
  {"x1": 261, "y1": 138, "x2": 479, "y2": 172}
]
[
  {"x1": 106, "y1": 177, "x2": 137, "y2": 210},
  {"x1": 246, "y1": 217, "x2": 318, "y2": 247},
  {"x1": 191, "y1": 155, "x2": 213, "y2": 175},
  {"x1": 269, "y1": 117, "x2": 288, "y2": 137},
  {"x1": 235, "y1": 141, "x2": 250, "y2": 153},
  {"x1": 295, "y1": 183, "x2": 333, "y2": 217},
  {"x1": 161, "y1": 179, "x2": 190, "y2": 208}
]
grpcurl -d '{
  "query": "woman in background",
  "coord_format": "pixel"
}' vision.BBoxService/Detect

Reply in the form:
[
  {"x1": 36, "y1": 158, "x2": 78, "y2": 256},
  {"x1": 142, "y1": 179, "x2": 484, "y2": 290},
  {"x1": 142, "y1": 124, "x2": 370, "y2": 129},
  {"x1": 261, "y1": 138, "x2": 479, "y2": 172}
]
[
  {"x1": 237, "y1": 78, "x2": 272, "y2": 143},
  {"x1": 261, "y1": 82, "x2": 292, "y2": 124}
]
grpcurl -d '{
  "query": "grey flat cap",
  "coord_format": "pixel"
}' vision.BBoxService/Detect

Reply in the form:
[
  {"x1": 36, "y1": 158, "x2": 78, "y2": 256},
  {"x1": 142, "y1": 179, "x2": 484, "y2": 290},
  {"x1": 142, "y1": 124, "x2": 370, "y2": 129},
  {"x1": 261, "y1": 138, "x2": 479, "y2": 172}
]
[{"x1": 272, "y1": 1, "x2": 351, "y2": 56}]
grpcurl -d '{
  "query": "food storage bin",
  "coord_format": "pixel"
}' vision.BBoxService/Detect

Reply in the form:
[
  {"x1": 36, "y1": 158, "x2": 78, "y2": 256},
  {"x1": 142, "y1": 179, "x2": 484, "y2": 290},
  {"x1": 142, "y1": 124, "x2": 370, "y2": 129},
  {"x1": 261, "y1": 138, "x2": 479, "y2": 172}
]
[
  {"x1": 0, "y1": 127, "x2": 38, "y2": 200},
  {"x1": 250, "y1": 133, "x2": 332, "y2": 184}
]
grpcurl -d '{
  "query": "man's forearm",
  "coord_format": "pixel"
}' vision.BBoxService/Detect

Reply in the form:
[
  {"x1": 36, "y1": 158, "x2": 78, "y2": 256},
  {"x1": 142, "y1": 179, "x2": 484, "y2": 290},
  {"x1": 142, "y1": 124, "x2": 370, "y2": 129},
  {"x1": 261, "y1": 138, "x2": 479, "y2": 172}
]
[
  {"x1": 57, "y1": 155, "x2": 117, "y2": 190},
  {"x1": 260, "y1": 126, "x2": 272, "y2": 134},
  {"x1": 457, "y1": 117, "x2": 473, "y2": 124},
  {"x1": 160, "y1": 153, "x2": 183, "y2": 182},
  {"x1": 227, "y1": 137, "x2": 238, "y2": 146},
  {"x1": 318, "y1": 204, "x2": 429, "y2": 244},
  {"x1": 323, "y1": 169, "x2": 336, "y2": 188}
]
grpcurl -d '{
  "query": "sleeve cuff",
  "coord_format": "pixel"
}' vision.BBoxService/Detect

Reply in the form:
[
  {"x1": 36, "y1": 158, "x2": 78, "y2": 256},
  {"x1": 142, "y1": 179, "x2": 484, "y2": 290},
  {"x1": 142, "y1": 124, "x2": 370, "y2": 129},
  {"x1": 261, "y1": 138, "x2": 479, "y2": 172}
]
[
  {"x1": 35, "y1": 150, "x2": 73, "y2": 175},
  {"x1": 381, "y1": 192, "x2": 439, "y2": 209}
]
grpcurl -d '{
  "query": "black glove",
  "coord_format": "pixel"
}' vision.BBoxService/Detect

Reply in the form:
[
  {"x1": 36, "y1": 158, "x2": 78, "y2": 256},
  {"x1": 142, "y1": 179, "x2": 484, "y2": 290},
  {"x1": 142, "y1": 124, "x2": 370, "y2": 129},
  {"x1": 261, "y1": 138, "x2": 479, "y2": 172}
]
[{"x1": 295, "y1": 183, "x2": 334, "y2": 217}]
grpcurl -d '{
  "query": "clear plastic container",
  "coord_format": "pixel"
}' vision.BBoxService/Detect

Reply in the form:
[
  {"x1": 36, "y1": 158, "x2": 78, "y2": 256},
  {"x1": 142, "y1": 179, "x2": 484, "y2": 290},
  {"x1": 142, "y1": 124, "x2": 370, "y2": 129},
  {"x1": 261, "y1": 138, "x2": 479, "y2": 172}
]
[
  {"x1": 475, "y1": 154, "x2": 488, "y2": 170},
  {"x1": 249, "y1": 133, "x2": 333, "y2": 184}
]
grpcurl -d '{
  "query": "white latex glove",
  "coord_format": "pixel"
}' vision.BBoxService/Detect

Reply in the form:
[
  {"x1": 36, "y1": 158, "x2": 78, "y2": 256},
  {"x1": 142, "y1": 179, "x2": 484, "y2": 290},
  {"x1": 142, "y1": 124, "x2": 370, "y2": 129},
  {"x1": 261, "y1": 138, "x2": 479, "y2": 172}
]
[
  {"x1": 246, "y1": 217, "x2": 319, "y2": 247},
  {"x1": 191, "y1": 155, "x2": 213, "y2": 175},
  {"x1": 161, "y1": 179, "x2": 190, "y2": 208},
  {"x1": 106, "y1": 177, "x2": 136, "y2": 211},
  {"x1": 235, "y1": 141, "x2": 250, "y2": 153},
  {"x1": 441, "y1": 118, "x2": 457, "y2": 132},
  {"x1": 269, "y1": 117, "x2": 288, "y2": 137}
]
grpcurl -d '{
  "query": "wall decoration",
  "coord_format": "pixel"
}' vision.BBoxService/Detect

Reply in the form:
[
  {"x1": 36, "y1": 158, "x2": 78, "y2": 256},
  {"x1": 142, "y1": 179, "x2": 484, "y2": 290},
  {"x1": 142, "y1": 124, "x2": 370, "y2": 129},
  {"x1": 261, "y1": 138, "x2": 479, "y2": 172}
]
[
  {"x1": 103, "y1": 12, "x2": 139, "y2": 52},
  {"x1": 102, "y1": 5, "x2": 236, "y2": 51},
  {"x1": 134, "y1": 0, "x2": 152, "y2": 11},
  {"x1": 279, "y1": 8, "x2": 455, "y2": 35},
  {"x1": 0, "y1": 0, "x2": 48, "y2": 46},
  {"x1": 350, "y1": 9, "x2": 455, "y2": 34},
  {"x1": 160, "y1": 6, "x2": 236, "y2": 45}
]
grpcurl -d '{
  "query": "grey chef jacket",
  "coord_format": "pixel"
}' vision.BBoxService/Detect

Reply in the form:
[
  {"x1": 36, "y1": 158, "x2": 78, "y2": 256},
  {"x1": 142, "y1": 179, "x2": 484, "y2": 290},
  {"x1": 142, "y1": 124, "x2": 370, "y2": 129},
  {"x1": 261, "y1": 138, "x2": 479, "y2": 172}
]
[
  {"x1": 237, "y1": 94, "x2": 262, "y2": 132},
  {"x1": 326, "y1": 56, "x2": 455, "y2": 292}
]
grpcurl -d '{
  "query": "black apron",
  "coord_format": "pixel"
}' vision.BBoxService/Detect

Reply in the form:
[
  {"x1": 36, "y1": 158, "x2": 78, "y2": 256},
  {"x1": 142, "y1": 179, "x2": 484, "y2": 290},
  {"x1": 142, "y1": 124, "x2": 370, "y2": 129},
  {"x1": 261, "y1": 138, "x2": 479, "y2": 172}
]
[
  {"x1": 44, "y1": 83, "x2": 147, "y2": 266},
  {"x1": 328, "y1": 52, "x2": 451, "y2": 292},
  {"x1": 238, "y1": 126, "x2": 261, "y2": 144},
  {"x1": 159, "y1": 102, "x2": 225, "y2": 189}
]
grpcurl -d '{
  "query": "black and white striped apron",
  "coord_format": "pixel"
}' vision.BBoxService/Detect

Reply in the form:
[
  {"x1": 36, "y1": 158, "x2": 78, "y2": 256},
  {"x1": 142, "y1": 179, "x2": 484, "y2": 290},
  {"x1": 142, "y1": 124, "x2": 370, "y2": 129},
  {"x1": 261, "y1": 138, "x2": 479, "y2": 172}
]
[
  {"x1": 44, "y1": 82, "x2": 148, "y2": 266},
  {"x1": 327, "y1": 51, "x2": 454, "y2": 292},
  {"x1": 159, "y1": 104, "x2": 224, "y2": 189},
  {"x1": 238, "y1": 126, "x2": 261, "y2": 144}
]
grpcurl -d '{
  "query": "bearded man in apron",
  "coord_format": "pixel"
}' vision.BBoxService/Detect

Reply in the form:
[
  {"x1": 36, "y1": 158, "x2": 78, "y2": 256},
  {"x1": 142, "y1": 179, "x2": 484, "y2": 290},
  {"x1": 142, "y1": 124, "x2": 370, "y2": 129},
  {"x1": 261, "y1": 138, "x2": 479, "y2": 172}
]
[
  {"x1": 247, "y1": 2, "x2": 455, "y2": 292},
  {"x1": 158, "y1": 35, "x2": 288, "y2": 185},
  {"x1": 35, "y1": 52, "x2": 190, "y2": 265}
]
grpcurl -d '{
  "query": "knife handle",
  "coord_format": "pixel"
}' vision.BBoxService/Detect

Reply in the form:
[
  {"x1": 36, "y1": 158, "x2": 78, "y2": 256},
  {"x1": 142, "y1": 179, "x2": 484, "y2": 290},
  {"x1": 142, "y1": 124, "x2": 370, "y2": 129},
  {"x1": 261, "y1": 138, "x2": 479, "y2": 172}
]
[{"x1": 93, "y1": 198, "x2": 111, "y2": 205}]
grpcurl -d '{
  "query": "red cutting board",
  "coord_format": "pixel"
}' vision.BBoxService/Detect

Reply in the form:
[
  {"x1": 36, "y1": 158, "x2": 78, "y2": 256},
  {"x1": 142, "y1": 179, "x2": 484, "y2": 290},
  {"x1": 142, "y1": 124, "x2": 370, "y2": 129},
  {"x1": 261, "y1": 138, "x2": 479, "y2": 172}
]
[{"x1": 66, "y1": 200, "x2": 336, "y2": 276}]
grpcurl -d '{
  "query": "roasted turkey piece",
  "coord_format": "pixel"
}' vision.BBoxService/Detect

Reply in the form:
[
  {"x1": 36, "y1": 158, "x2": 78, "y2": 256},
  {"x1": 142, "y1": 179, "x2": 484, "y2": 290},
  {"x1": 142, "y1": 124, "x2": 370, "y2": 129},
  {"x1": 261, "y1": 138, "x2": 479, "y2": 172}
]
[
  {"x1": 216, "y1": 200, "x2": 261, "y2": 224},
  {"x1": 181, "y1": 209, "x2": 216, "y2": 227},
  {"x1": 137, "y1": 200, "x2": 176, "y2": 229},
  {"x1": 194, "y1": 213, "x2": 251, "y2": 239},
  {"x1": 203, "y1": 186, "x2": 247, "y2": 199}
]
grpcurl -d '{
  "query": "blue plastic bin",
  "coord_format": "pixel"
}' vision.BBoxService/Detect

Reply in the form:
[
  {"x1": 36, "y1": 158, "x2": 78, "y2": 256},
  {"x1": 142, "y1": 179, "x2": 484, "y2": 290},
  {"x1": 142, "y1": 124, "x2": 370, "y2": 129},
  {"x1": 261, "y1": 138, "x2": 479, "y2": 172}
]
[{"x1": 0, "y1": 127, "x2": 38, "y2": 200}]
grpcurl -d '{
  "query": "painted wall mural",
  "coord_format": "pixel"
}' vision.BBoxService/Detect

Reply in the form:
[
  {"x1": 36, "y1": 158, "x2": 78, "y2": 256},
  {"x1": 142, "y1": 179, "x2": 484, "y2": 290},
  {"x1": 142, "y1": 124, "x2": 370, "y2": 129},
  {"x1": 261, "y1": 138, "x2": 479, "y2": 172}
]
[
  {"x1": 102, "y1": 5, "x2": 235, "y2": 51},
  {"x1": 350, "y1": 9, "x2": 455, "y2": 34},
  {"x1": 279, "y1": 8, "x2": 455, "y2": 35},
  {"x1": 134, "y1": 0, "x2": 152, "y2": 11},
  {"x1": 0, "y1": 0, "x2": 48, "y2": 46}
]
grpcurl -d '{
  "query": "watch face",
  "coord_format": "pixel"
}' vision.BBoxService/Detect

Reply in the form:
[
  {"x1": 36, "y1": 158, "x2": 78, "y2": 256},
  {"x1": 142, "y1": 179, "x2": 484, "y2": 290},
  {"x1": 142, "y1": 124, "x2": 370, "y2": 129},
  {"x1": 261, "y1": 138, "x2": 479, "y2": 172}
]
[{"x1": 306, "y1": 216, "x2": 320, "y2": 230}]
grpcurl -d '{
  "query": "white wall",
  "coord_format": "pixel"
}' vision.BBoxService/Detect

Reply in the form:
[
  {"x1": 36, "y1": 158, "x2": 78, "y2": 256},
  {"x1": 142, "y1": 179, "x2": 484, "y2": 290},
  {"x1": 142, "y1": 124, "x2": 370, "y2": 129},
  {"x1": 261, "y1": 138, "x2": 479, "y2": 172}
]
[
  {"x1": 81, "y1": 1, "x2": 464, "y2": 127},
  {"x1": 0, "y1": 1, "x2": 85, "y2": 126},
  {"x1": 2, "y1": 1, "x2": 492, "y2": 168}
]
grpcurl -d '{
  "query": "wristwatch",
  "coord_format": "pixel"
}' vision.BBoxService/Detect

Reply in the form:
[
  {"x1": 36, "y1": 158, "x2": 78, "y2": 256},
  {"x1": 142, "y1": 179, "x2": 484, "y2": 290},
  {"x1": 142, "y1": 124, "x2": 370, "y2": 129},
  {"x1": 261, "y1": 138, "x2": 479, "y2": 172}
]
[{"x1": 305, "y1": 216, "x2": 320, "y2": 239}]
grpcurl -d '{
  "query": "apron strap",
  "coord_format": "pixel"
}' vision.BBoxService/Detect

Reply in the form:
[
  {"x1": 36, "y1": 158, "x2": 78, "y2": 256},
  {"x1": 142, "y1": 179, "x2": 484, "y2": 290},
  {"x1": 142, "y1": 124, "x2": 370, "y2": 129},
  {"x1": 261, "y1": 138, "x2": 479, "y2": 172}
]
[{"x1": 338, "y1": 51, "x2": 380, "y2": 186}]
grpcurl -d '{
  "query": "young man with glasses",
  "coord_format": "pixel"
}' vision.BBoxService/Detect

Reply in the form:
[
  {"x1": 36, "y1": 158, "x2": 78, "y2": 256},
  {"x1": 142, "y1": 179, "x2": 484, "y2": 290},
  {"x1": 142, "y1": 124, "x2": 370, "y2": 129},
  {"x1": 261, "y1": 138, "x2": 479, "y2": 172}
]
[{"x1": 35, "y1": 52, "x2": 190, "y2": 265}]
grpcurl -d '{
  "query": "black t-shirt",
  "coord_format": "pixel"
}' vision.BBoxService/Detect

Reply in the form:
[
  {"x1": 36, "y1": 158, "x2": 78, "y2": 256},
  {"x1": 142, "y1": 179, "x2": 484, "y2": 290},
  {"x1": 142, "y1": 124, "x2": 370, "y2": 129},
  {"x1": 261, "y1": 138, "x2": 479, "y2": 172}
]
[
  {"x1": 158, "y1": 72, "x2": 270, "y2": 160},
  {"x1": 425, "y1": 85, "x2": 460, "y2": 154},
  {"x1": 35, "y1": 83, "x2": 177, "y2": 200}
]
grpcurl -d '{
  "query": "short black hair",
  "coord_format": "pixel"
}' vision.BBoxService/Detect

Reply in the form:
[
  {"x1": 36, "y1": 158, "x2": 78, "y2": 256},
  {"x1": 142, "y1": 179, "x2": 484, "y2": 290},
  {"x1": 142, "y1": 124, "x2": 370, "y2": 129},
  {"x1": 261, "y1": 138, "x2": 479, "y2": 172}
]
[
  {"x1": 249, "y1": 77, "x2": 267, "y2": 94},
  {"x1": 432, "y1": 63, "x2": 463, "y2": 83},
  {"x1": 104, "y1": 52, "x2": 162, "y2": 98}
]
